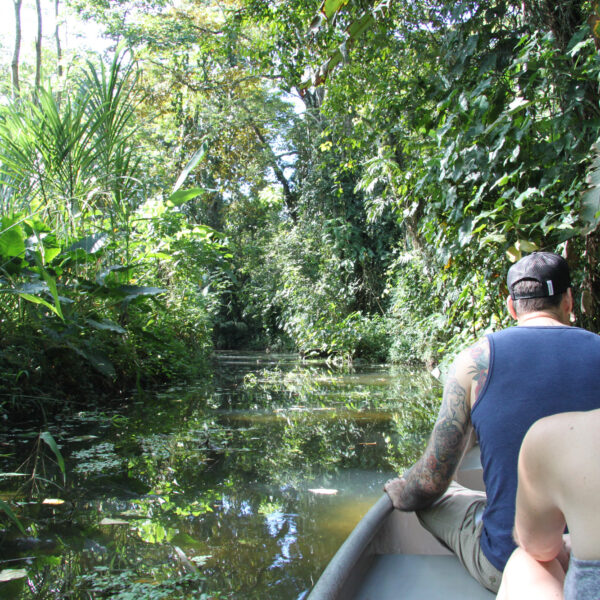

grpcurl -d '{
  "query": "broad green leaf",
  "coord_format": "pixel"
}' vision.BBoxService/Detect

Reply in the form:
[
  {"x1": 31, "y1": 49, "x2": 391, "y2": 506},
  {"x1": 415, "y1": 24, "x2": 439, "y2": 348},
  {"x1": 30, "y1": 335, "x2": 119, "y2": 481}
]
[
  {"x1": 40, "y1": 431, "x2": 66, "y2": 485},
  {"x1": 516, "y1": 240, "x2": 538, "y2": 253},
  {"x1": 15, "y1": 282, "x2": 47, "y2": 294},
  {"x1": 16, "y1": 293, "x2": 63, "y2": 318},
  {"x1": 67, "y1": 343, "x2": 117, "y2": 379},
  {"x1": 100, "y1": 517, "x2": 129, "y2": 525},
  {"x1": 347, "y1": 12, "x2": 376, "y2": 39},
  {"x1": 86, "y1": 318, "x2": 126, "y2": 334},
  {"x1": 508, "y1": 97, "x2": 532, "y2": 114},
  {"x1": 121, "y1": 285, "x2": 163, "y2": 296},
  {"x1": 322, "y1": 0, "x2": 348, "y2": 19},
  {"x1": 581, "y1": 186, "x2": 600, "y2": 230},
  {"x1": 506, "y1": 246, "x2": 521, "y2": 262},
  {"x1": 172, "y1": 141, "x2": 209, "y2": 194},
  {"x1": 38, "y1": 263, "x2": 64, "y2": 320},
  {"x1": 167, "y1": 188, "x2": 206, "y2": 207},
  {"x1": 458, "y1": 217, "x2": 473, "y2": 247},
  {"x1": 118, "y1": 285, "x2": 166, "y2": 302},
  {"x1": 0, "y1": 499, "x2": 25, "y2": 535},
  {"x1": 43, "y1": 246, "x2": 61, "y2": 263},
  {"x1": 301, "y1": 10, "x2": 376, "y2": 88},
  {"x1": 96, "y1": 264, "x2": 132, "y2": 285},
  {"x1": 0, "y1": 219, "x2": 26, "y2": 258},
  {"x1": 568, "y1": 39, "x2": 591, "y2": 56},
  {"x1": 581, "y1": 143, "x2": 600, "y2": 231},
  {"x1": 513, "y1": 187, "x2": 537, "y2": 209},
  {"x1": 588, "y1": 159, "x2": 600, "y2": 187},
  {"x1": 491, "y1": 174, "x2": 510, "y2": 189}
]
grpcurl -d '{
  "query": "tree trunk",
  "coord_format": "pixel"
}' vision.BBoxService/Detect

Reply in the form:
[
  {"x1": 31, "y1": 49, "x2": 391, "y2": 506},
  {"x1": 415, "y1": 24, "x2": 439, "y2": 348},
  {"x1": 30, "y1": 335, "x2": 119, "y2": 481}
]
[
  {"x1": 35, "y1": 0, "x2": 43, "y2": 92},
  {"x1": 55, "y1": 0, "x2": 63, "y2": 78},
  {"x1": 244, "y1": 115, "x2": 299, "y2": 221},
  {"x1": 11, "y1": 0, "x2": 23, "y2": 96},
  {"x1": 522, "y1": 0, "x2": 585, "y2": 50}
]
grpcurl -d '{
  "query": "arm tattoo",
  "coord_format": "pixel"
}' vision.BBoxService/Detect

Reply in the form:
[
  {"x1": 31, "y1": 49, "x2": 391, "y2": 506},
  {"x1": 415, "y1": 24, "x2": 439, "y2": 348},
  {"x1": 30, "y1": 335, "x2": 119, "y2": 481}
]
[
  {"x1": 398, "y1": 363, "x2": 472, "y2": 511},
  {"x1": 468, "y1": 338, "x2": 489, "y2": 401}
]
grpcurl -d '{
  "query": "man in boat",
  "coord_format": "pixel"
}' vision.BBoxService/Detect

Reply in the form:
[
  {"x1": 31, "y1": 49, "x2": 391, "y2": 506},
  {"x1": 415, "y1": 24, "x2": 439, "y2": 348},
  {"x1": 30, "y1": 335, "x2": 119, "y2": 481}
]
[
  {"x1": 496, "y1": 408, "x2": 600, "y2": 599},
  {"x1": 384, "y1": 251, "x2": 600, "y2": 593}
]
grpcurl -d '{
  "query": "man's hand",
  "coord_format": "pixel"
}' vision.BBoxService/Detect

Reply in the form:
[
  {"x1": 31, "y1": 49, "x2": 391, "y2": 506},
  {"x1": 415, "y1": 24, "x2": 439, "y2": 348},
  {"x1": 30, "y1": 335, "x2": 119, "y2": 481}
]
[{"x1": 384, "y1": 477, "x2": 408, "y2": 510}]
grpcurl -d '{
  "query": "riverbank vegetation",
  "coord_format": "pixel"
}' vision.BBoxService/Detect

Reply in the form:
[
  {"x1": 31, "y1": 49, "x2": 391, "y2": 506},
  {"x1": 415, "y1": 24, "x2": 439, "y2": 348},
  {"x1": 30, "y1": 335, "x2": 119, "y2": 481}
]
[{"x1": 4, "y1": 1, "x2": 600, "y2": 410}]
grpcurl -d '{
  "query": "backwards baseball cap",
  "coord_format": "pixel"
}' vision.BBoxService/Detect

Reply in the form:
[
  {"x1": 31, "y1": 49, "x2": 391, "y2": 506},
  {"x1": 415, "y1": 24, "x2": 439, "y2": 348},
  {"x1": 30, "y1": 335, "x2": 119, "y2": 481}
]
[{"x1": 507, "y1": 252, "x2": 571, "y2": 300}]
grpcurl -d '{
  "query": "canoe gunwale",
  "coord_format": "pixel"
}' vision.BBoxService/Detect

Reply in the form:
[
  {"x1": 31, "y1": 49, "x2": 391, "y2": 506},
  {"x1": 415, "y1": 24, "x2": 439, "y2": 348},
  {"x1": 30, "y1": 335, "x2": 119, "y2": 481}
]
[
  {"x1": 306, "y1": 494, "x2": 393, "y2": 600},
  {"x1": 306, "y1": 445, "x2": 485, "y2": 599}
]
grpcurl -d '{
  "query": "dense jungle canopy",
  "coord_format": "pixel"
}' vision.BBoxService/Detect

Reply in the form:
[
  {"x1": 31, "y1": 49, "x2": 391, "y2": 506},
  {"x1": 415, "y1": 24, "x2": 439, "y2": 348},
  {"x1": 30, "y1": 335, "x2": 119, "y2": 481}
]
[{"x1": 2, "y1": 0, "x2": 600, "y2": 403}]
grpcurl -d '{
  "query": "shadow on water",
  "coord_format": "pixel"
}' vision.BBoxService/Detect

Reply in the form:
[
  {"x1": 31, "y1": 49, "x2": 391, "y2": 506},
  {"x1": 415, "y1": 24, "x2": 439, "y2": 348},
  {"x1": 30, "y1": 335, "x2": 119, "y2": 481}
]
[{"x1": 0, "y1": 352, "x2": 441, "y2": 599}]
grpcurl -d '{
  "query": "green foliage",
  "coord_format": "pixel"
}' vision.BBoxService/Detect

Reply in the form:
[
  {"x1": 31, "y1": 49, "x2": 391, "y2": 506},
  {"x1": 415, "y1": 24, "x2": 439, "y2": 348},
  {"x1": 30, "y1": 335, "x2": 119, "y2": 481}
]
[
  {"x1": 581, "y1": 136, "x2": 600, "y2": 231},
  {"x1": 5, "y1": 3, "x2": 600, "y2": 595},
  {"x1": 4, "y1": 0, "x2": 600, "y2": 400},
  {"x1": 75, "y1": 569, "x2": 215, "y2": 600},
  {"x1": 386, "y1": 252, "x2": 449, "y2": 365},
  {"x1": 72, "y1": 442, "x2": 124, "y2": 476},
  {"x1": 0, "y1": 50, "x2": 226, "y2": 410},
  {"x1": 259, "y1": 220, "x2": 390, "y2": 360},
  {"x1": 318, "y1": 0, "x2": 600, "y2": 348}
]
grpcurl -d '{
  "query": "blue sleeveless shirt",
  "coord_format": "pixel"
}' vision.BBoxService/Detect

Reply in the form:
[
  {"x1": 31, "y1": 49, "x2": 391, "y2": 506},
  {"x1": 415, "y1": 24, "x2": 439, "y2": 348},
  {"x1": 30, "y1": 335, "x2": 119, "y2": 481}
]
[{"x1": 471, "y1": 326, "x2": 600, "y2": 572}]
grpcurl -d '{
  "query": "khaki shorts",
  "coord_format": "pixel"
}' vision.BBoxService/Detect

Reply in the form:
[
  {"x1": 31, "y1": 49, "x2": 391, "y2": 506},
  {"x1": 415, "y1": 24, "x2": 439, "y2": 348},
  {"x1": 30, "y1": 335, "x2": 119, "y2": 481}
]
[{"x1": 416, "y1": 482, "x2": 502, "y2": 593}]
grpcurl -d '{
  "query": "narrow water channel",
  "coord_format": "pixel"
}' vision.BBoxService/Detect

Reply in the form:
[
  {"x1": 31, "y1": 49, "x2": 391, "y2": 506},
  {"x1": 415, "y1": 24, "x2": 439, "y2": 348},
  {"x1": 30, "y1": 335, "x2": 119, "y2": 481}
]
[{"x1": 0, "y1": 353, "x2": 441, "y2": 599}]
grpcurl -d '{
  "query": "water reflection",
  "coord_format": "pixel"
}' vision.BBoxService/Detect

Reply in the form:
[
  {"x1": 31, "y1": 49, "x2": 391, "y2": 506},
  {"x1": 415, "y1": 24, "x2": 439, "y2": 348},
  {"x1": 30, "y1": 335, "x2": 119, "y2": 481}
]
[{"x1": 0, "y1": 353, "x2": 440, "y2": 599}]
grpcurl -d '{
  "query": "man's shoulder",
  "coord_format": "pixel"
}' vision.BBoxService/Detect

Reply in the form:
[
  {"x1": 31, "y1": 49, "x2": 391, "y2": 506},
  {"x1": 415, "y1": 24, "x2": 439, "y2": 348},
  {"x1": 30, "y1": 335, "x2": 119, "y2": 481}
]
[
  {"x1": 456, "y1": 336, "x2": 490, "y2": 370},
  {"x1": 522, "y1": 410, "x2": 600, "y2": 486},
  {"x1": 528, "y1": 409, "x2": 600, "y2": 451},
  {"x1": 451, "y1": 337, "x2": 490, "y2": 406}
]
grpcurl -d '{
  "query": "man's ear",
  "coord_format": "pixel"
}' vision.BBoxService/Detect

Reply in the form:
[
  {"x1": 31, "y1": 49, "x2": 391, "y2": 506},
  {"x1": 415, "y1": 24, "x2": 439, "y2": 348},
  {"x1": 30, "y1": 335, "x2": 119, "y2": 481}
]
[
  {"x1": 563, "y1": 288, "x2": 574, "y2": 319},
  {"x1": 507, "y1": 295, "x2": 518, "y2": 320}
]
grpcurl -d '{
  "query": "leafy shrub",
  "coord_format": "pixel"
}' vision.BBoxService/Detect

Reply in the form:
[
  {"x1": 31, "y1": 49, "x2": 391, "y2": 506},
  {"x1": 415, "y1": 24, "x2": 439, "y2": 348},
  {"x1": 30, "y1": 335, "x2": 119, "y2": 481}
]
[{"x1": 386, "y1": 251, "x2": 451, "y2": 366}]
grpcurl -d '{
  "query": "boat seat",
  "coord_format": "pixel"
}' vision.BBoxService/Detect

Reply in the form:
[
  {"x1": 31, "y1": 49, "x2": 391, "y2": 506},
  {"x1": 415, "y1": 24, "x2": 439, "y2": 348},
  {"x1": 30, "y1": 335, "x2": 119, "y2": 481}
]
[{"x1": 352, "y1": 554, "x2": 496, "y2": 600}]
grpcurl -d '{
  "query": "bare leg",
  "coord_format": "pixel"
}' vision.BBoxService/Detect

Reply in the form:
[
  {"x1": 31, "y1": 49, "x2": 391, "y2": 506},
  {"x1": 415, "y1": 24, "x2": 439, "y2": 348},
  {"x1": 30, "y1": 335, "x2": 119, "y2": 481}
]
[{"x1": 497, "y1": 548, "x2": 565, "y2": 600}]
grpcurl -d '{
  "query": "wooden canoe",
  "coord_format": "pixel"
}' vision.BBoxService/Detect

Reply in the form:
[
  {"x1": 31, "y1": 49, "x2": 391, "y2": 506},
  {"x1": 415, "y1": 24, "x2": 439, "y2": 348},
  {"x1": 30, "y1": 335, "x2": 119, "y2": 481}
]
[{"x1": 307, "y1": 446, "x2": 496, "y2": 599}]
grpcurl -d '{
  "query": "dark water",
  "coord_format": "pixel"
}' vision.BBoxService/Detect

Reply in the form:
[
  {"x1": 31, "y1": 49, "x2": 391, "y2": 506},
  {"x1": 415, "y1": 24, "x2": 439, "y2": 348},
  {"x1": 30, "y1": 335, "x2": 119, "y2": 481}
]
[{"x1": 0, "y1": 353, "x2": 440, "y2": 599}]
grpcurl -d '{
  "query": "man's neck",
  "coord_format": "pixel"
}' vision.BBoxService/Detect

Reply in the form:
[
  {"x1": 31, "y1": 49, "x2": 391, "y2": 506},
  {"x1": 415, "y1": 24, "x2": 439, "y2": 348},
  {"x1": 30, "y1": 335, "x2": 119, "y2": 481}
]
[{"x1": 516, "y1": 311, "x2": 569, "y2": 326}]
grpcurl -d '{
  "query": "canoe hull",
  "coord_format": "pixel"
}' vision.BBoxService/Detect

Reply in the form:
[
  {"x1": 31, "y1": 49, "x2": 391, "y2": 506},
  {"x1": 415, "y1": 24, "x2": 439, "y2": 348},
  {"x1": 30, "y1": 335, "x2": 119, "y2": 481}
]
[{"x1": 307, "y1": 446, "x2": 495, "y2": 600}]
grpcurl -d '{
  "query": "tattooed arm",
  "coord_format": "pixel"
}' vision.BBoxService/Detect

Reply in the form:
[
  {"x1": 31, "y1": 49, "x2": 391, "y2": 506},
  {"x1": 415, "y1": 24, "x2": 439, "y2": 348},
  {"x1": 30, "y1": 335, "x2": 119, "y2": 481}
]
[{"x1": 384, "y1": 337, "x2": 490, "y2": 511}]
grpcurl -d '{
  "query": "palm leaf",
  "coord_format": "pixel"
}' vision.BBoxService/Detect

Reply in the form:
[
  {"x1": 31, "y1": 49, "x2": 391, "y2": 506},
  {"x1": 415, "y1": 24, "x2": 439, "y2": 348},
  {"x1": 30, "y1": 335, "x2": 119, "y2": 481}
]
[{"x1": 40, "y1": 431, "x2": 66, "y2": 485}]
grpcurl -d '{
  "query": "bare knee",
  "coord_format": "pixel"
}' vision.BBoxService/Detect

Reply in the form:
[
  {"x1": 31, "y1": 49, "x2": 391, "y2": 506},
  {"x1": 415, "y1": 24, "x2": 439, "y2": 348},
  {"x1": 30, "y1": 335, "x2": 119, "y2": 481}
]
[{"x1": 498, "y1": 548, "x2": 564, "y2": 600}]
